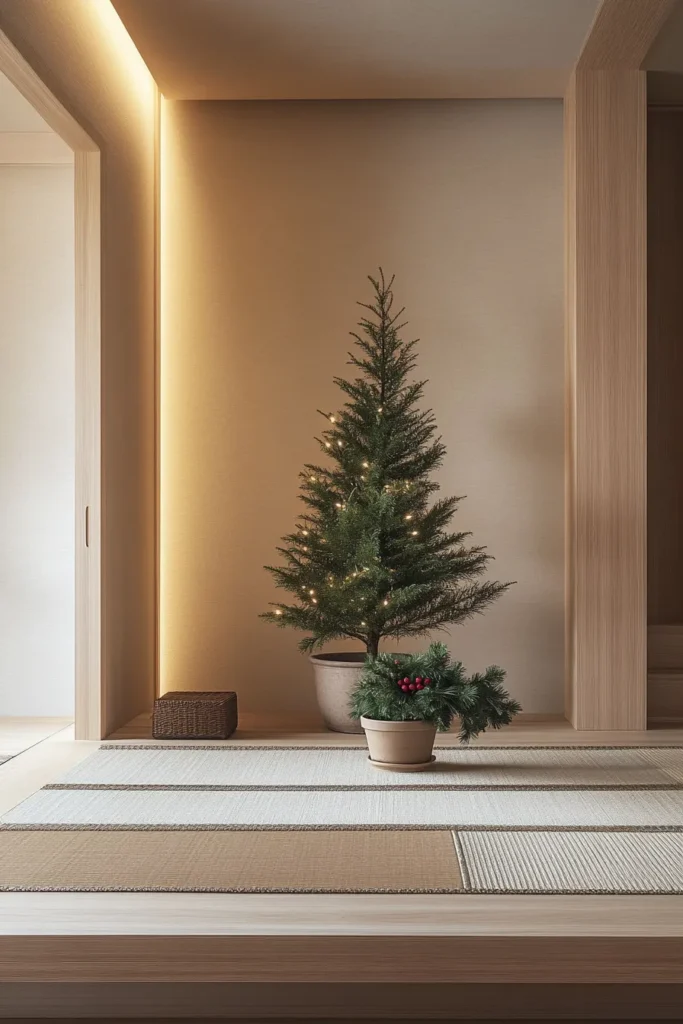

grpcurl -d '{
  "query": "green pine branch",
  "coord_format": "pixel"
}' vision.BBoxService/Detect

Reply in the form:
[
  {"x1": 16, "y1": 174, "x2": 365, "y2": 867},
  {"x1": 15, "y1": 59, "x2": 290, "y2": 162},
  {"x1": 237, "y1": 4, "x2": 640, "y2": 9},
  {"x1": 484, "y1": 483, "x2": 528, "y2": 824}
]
[{"x1": 349, "y1": 642, "x2": 522, "y2": 738}]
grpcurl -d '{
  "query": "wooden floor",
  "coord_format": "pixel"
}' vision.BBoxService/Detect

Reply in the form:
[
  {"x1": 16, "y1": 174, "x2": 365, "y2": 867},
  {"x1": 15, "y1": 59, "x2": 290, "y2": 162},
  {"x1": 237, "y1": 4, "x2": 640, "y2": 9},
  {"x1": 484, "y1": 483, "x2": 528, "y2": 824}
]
[
  {"x1": 2, "y1": 718, "x2": 683, "y2": 1018},
  {"x1": 109, "y1": 710, "x2": 683, "y2": 746},
  {"x1": 0, "y1": 716, "x2": 73, "y2": 760}
]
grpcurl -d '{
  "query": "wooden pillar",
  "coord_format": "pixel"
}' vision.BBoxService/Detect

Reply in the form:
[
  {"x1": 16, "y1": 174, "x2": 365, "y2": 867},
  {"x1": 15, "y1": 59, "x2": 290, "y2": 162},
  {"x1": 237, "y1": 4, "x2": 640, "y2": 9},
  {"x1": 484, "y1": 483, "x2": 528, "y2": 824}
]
[
  {"x1": 565, "y1": 68, "x2": 647, "y2": 729},
  {"x1": 564, "y1": 0, "x2": 674, "y2": 729}
]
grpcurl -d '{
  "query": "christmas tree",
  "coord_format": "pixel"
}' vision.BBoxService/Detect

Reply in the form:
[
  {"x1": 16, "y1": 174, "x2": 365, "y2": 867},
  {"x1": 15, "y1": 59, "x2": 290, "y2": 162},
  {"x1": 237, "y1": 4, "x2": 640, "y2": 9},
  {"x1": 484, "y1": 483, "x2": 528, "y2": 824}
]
[{"x1": 263, "y1": 271, "x2": 512, "y2": 658}]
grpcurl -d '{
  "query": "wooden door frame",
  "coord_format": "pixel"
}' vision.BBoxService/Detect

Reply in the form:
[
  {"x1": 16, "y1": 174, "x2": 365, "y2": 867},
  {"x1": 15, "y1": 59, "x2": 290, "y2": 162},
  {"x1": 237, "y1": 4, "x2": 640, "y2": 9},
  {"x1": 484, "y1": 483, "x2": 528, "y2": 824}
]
[
  {"x1": 563, "y1": 0, "x2": 676, "y2": 730},
  {"x1": 0, "y1": 28, "x2": 102, "y2": 739}
]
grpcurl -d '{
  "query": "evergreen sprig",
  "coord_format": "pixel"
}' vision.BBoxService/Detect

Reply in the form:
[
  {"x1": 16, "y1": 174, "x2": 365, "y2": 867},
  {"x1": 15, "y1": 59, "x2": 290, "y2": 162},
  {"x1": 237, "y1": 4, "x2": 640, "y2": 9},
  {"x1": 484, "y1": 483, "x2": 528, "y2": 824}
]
[
  {"x1": 262, "y1": 270, "x2": 513, "y2": 656},
  {"x1": 350, "y1": 642, "x2": 521, "y2": 741}
]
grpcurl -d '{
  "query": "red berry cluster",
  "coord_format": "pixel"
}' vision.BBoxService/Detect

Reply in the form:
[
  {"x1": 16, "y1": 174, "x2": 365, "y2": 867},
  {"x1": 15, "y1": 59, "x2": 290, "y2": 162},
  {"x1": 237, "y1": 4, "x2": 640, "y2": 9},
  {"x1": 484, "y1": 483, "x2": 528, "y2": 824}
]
[{"x1": 396, "y1": 676, "x2": 432, "y2": 693}]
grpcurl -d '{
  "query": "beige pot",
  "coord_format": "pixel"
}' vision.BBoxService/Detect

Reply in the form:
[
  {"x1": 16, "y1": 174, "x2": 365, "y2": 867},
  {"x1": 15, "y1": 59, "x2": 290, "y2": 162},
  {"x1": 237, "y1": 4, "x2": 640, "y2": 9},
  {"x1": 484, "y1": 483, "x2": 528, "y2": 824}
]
[
  {"x1": 309, "y1": 653, "x2": 366, "y2": 734},
  {"x1": 360, "y1": 716, "x2": 437, "y2": 769}
]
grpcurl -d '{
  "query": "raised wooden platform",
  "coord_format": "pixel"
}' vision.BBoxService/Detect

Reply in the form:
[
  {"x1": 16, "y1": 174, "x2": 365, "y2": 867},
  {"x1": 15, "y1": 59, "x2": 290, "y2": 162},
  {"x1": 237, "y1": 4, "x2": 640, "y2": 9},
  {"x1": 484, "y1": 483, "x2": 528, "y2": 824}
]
[
  {"x1": 108, "y1": 711, "x2": 683, "y2": 746},
  {"x1": 1, "y1": 721, "x2": 683, "y2": 1018}
]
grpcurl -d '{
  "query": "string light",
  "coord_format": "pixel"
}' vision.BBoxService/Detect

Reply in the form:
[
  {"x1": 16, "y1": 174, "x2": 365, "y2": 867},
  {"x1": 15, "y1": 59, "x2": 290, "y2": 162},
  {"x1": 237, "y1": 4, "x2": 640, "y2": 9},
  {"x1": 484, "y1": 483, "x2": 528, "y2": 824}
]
[
  {"x1": 411, "y1": 530, "x2": 418, "y2": 536},
  {"x1": 325, "y1": 442, "x2": 331, "y2": 449},
  {"x1": 362, "y1": 462, "x2": 369, "y2": 469},
  {"x1": 405, "y1": 514, "x2": 413, "y2": 521},
  {"x1": 309, "y1": 589, "x2": 315, "y2": 595},
  {"x1": 337, "y1": 440, "x2": 343, "y2": 447},
  {"x1": 383, "y1": 599, "x2": 389, "y2": 606},
  {"x1": 329, "y1": 416, "x2": 336, "y2": 423},
  {"x1": 335, "y1": 502, "x2": 342, "y2": 509},
  {"x1": 302, "y1": 530, "x2": 309, "y2": 536},
  {"x1": 310, "y1": 476, "x2": 316, "y2": 482},
  {"x1": 361, "y1": 620, "x2": 366, "y2": 626},
  {"x1": 312, "y1": 598, "x2": 318, "y2": 604},
  {"x1": 378, "y1": 407, "x2": 383, "y2": 414},
  {"x1": 274, "y1": 609, "x2": 282, "y2": 616}
]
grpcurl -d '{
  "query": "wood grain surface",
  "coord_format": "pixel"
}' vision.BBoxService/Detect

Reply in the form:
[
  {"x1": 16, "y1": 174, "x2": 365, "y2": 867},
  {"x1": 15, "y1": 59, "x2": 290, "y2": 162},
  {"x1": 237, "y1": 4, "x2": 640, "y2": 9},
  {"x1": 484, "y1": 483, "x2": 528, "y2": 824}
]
[{"x1": 565, "y1": 66, "x2": 647, "y2": 728}]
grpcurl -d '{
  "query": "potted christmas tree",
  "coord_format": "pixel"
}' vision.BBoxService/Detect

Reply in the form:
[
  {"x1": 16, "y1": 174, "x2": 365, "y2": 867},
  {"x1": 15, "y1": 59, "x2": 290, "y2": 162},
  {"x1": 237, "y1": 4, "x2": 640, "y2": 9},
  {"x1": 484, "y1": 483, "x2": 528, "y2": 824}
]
[
  {"x1": 263, "y1": 271, "x2": 516, "y2": 733},
  {"x1": 350, "y1": 643, "x2": 521, "y2": 769}
]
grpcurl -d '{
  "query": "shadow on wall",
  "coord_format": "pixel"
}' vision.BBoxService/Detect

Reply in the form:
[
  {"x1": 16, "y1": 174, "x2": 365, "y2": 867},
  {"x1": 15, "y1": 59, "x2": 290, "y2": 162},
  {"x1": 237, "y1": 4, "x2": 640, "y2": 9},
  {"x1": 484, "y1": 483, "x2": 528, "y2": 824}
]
[{"x1": 161, "y1": 98, "x2": 564, "y2": 720}]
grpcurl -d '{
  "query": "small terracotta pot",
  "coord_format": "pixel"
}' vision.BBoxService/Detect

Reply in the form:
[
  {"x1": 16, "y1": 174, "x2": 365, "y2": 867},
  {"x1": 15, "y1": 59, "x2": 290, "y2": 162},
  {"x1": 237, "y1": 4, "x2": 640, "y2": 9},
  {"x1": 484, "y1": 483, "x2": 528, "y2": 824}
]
[
  {"x1": 360, "y1": 716, "x2": 437, "y2": 770},
  {"x1": 309, "y1": 653, "x2": 366, "y2": 734}
]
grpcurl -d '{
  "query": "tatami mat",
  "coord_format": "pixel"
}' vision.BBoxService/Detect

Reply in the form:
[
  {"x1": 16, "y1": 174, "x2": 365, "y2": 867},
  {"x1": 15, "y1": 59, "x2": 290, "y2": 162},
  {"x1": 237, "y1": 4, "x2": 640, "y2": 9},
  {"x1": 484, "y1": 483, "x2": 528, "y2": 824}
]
[
  {"x1": 5, "y1": 784, "x2": 683, "y2": 829},
  {"x1": 5, "y1": 745, "x2": 683, "y2": 893},
  {"x1": 458, "y1": 829, "x2": 683, "y2": 894},
  {"x1": 5, "y1": 827, "x2": 683, "y2": 893},
  {"x1": 54, "y1": 744, "x2": 683, "y2": 790},
  {"x1": 0, "y1": 828, "x2": 460, "y2": 892}
]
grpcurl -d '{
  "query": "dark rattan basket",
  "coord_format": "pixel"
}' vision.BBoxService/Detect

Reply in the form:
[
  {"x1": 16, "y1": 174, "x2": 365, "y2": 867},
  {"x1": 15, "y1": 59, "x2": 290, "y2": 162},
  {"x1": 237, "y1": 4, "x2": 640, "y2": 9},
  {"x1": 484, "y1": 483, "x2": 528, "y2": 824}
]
[{"x1": 152, "y1": 691, "x2": 238, "y2": 739}]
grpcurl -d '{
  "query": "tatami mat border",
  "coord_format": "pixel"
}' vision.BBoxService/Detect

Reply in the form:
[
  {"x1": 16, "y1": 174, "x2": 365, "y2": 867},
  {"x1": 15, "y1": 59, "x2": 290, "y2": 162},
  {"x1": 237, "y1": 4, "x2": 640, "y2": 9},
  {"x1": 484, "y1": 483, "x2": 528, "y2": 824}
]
[
  {"x1": 100, "y1": 743, "x2": 683, "y2": 751},
  {"x1": 3, "y1": 822, "x2": 683, "y2": 832},
  {"x1": 4, "y1": 884, "x2": 683, "y2": 895},
  {"x1": 42, "y1": 782, "x2": 683, "y2": 792}
]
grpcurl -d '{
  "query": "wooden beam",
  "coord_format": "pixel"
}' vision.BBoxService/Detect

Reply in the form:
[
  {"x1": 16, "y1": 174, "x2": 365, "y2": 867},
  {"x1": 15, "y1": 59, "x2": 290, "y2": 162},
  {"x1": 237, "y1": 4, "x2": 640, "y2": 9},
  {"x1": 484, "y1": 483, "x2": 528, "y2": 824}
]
[
  {"x1": 563, "y1": 0, "x2": 677, "y2": 729},
  {"x1": 565, "y1": 69, "x2": 647, "y2": 730},
  {"x1": 577, "y1": 0, "x2": 677, "y2": 70},
  {"x1": 0, "y1": 30, "x2": 95, "y2": 151},
  {"x1": 2, "y1": 933, "x2": 683, "y2": 985},
  {"x1": 74, "y1": 149, "x2": 102, "y2": 740}
]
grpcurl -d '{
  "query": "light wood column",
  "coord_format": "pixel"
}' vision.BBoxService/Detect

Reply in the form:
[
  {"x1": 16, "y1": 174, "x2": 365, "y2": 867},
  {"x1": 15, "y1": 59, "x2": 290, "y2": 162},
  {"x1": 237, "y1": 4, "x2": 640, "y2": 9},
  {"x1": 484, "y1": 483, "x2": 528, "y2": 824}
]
[{"x1": 565, "y1": 68, "x2": 647, "y2": 730}]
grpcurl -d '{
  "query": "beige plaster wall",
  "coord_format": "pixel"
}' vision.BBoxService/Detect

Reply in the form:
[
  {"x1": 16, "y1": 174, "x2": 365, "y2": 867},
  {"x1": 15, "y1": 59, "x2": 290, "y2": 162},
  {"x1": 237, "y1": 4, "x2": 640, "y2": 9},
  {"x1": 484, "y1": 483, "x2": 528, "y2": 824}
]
[{"x1": 161, "y1": 99, "x2": 564, "y2": 720}]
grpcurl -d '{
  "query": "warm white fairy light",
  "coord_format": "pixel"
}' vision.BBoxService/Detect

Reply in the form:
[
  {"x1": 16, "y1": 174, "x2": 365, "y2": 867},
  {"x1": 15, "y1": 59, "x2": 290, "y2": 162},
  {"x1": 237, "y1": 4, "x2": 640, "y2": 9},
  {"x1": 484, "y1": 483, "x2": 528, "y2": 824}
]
[
  {"x1": 325, "y1": 442, "x2": 331, "y2": 449},
  {"x1": 312, "y1": 598, "x2": 318, "y2": 604},
  {"x1": 310, "y1": 476, "x2": 316, "y2": 482},
  {"x1": 302, "y1": 530, "x2": 309, "y2": 536},
  {"x1": 361, "y1": 620, "x2": 366, "y2": 626},
  {"x1": 329, "y1": 415, "x2": 336, "y2": 423},
  {"x1": 337, "y1": 440, "x2": 343, "y2": 447},
  {"x1": 309, "y1": 589, "x2": 315, "y2": 595},
  {"x1": 411, "y1": 530, "x2": 418, "y2": 536},
  {"x1": 405, "y1": 514, "x2": 413, "y2": 520},
  {"x1": 275, "y1": 609, "x2": 282, "y2": 616},
  {"x1": 383, "y1": 599, "x2": 389, "y2": 606},
  {"x1": 378, "y1": 407, "x2": 383, "y2": 413},
  {"x1": 362, "y1": 461, "x2": 369, "y2": 469},
  {"x1": 335, "y1": 502, "x2": 342, "y2": 509}
]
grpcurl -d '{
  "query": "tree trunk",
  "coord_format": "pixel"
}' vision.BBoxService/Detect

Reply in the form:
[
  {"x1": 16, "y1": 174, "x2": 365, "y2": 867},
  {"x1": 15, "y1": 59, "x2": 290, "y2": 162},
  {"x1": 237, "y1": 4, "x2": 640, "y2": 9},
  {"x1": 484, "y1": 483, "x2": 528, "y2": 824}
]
[{"x1": 366, "y1": 636, "x2": 380, "y2": 658}]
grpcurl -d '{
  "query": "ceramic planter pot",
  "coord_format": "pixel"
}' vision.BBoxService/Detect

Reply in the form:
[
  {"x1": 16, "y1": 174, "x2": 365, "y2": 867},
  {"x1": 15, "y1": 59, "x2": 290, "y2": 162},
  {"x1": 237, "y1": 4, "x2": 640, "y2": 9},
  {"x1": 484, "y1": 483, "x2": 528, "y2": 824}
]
[
  {"x1": 309, "y1": 652, "x2": 366, "y2": 733},
  {"x1": 360, "y1": 716, "x2": 437, "y2": 770}
]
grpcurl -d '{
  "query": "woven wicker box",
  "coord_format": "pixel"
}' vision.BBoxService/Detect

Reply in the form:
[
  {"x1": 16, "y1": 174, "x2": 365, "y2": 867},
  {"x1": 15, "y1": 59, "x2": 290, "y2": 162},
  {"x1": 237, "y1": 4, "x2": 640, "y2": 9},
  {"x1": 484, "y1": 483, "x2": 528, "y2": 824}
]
[{"x1": 152, "y1": 691, "x2": 238, "y2": 740}]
